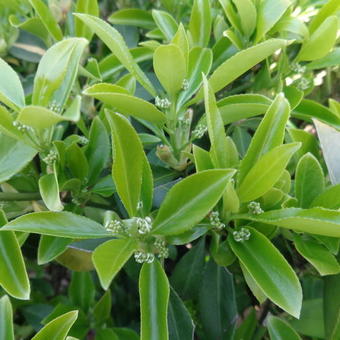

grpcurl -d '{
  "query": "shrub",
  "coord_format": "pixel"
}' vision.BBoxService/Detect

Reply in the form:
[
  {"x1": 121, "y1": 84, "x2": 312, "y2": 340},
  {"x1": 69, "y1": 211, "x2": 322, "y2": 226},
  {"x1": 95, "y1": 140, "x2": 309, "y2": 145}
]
[{"x1": 0, "y1": 0, "x2": 340, "y2": 339}]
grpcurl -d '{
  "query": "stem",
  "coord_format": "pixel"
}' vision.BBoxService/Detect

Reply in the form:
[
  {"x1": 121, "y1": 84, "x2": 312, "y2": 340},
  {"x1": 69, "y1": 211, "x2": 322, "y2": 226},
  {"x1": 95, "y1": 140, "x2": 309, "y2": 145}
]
[{"x1": 0, "y1": 192, "x2": 41, "y2": 201}]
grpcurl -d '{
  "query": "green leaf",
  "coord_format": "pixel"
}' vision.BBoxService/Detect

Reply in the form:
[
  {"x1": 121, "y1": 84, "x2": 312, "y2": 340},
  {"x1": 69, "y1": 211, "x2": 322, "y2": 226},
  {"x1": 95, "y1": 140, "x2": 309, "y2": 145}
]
[
  {"x1": 295, "y1": 153, "x2": 324, "y2": 208},
  {"x1": 109, "y1": 8, "x2": 155, "y2": 29},
  {"x1": 309, "y1": 0, "x2": 340, "y2": 33},
  {"x1": 69, "y1": 272, "x2": 95, "y2": 312},
  {"x1": 74, "y1": 14, "x2": 156, "y2": 96},
  {"x1": 193, "y1": 145, "x2": 214, "y2": 171},
  {"x1": 66, "y1": 143, "x2": 89, "y2": 183},
  {"x1": 93, "y1": 239, "x2": 136, "y2": 290},
  {"x1": 139, "y1": 260, "x2": 170, "y2": 340},
  {"x1": 75, "y1": 0, "x2": 99, "y2": 40},
  {"x1": 233, "y1": 0, "x2": 257, "y2": 37},
  {"x1": 239, "y1": 207, "x2": 340, "y2": 238},
  {"x1": 228, "y1": 227, "x2": 302, "y2": 318},
  {"x1": 196, "y1": 39, "x2": 287, "y2": 100},
  {"x1": 238, "y1": 93, "x2": 290, "y2": 184},
  {"x1": 0, "y1": 133, "x2": 37, "y2": 183},
  {"x1": 152, "y1": 169, "x2": 235, "y2": 235},
  {"x1": 106, "y1": 112, "x2": 145, "y2": 217},
  {"x1": 38, "y1": 236, "x2": 71, "y2": 265},
  {"x1": 0, "y1": 295, "x2": 14, "y2": 340},
  {"x1": 306, "y1": 48, "x2": 340, "y2": 70},
  {"x1": 0, "y1": 210, "x2": 30, "y2": 300},
  {"x1": 255, "y1": 0, "x2": 291, "y2": 42},
  {"x1": 85, "y1": 117, "x2": 110, "y2": 185},
  {"x1": 170, "y1": 238, "x2": 205, "y2": 300},
  {"x1": 199, "y1": 260, "x2": 237, "y2": 339},
  {"x1": 234, "y1": 308, "x2": 257, "y2": 340},
  {"x1": 189, "y1": 0, "x2": 212, "y2": 47},
  {"x1": 29, "y1": 0, "x2": 63, "y2": 41},
  {"x1": 153, "y1": 44, "x2": 186, "y2": 97},
  {"x1": 152, "y1": 10, "x2": 178, "y2": 41},
  {"x1": 203, "y1": 76, "x2": 230, "y2": 168},
  {"x1": 94, "y1": 290, "x2": 112, "y2": 325},
  {"x1": 293, "y1": 235, "x2": 340, "y2": 276},
  {"x1": 0, "y1": 58, "x2": 25, "y2": 111},
  {"x1": 238, "y1": 143, "x2": 300, "y2": 202},
  {"x1": 177, "y1": 47, "x2": 212, "y2": 107},
  {"x1": 168, "y1": 287, "x2": 195, "y2": 340},
  {"x1": 298, "y1": 16, "x2": 339, "y2": 61},
  {"x1": 83, "y1": 84, "x2": 165, "y2": 124},
  {"x1": 32, "y1": 311, "x2": 78, "y2": 340},
  {"x1": 311, "y1": 184, "x2": 340, "y2": 209},
  {"x1": 2, "y1": 211, "x2": 111, "y2": 238},
  {"x1": 32, "y1": 38, "x2": 88, "y2": 109},
  {"x1": 324, "y1": 274, "x2": 340, "y2": 340},
  {"x1": 39, "y1": 173, "x2": 63, "y2": 212},
  {"x1": 267, "y1": 315, "x2": 301, "y2": 340}
]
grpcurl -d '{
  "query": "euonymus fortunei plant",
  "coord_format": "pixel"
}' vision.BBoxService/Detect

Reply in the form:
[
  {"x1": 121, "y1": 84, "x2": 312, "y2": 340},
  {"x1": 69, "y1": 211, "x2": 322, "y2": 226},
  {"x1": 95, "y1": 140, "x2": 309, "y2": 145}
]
[{"x1": 0, "y1": 0, "x2": 340, "y2": 339}]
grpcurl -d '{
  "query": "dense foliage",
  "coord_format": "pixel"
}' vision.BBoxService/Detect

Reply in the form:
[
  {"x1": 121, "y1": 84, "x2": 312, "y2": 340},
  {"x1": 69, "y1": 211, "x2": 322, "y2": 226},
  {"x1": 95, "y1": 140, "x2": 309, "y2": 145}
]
[{"x1": 0, "y1": 0, "x2": 340, "y2": 339}]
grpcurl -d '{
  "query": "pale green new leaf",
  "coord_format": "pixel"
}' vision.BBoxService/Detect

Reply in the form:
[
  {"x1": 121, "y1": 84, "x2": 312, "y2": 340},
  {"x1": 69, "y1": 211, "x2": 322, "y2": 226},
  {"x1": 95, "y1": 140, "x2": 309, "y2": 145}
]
[
  {"x1": 238, "y1": 143, "x2": 300, "y2": 202},
  {"x1": 109, "y1": 9, "x2": 155, "y2": 29},
  {"x1": 0, "y1": 58, "x2": 25, "y2": 111},
  {"x1": 93, "y1": 239, "x2": 136, "y2": 290},
  {"x1": 239, "y1": 207, "x2": 340, "y2": 237},
  {"x1": 75, "y1": 0, "x2": 99, "y2": 40},
  {"x1": 32, "y1": 311, "x2": 78, "y2": 340},
  {"x1": 309, "y1": 0, "x2": 340, "y2": 33},
  {"x1": 0, "y1": 295, "x2": 14, "y2": 340},
  {"x1": 0, "y1": 210, "x2": 30, "y2": 300},
  {"x1": 152, "y1": 10, "x2": 178, "y2": 41},
  {"x1": 139, "y1": 260, "x2": 170, "y2": 340},
  {"x1": 84, "y1": 83, "x2": 165, "y2": 124},
  {"x1": 295, "y1": 153, "x2": 325, "y2": 208},
  {"x1": 39, "y1": 173, "x2": 63, "y2": 212},
  {"x1": 106, "y1": 112, "x2": 145, "y2": 217},
  {"x1": 152, "y1": 169, "x2": 235, "y2": 235},
  {"x1": 229, "y1": 227, "x2": 302, "y2": 318},
  {"x1": 29, "y1": 0, "x2": 63, "y2": 41},
  {"x1": 238, "y1": 93, "x2": 290, "y2": 183},
  {"x1": 74, "y1": 14, "x2": 156, "y2": 96},
  {"x1": 233, "y1": 0, "x2": 257, "y2": 37},
  {"x1": 153, "y1": 44, "x2": 186, "y2": 97},
  {"x1": 2, "y1": 211, "x2": 112, "y2": 238},
  {"x1": 189, "y1": 0, "x2": 211, "y2": 47},
  {"x1": 298, "y1": 16, "x2": 338, "y2": 61}
]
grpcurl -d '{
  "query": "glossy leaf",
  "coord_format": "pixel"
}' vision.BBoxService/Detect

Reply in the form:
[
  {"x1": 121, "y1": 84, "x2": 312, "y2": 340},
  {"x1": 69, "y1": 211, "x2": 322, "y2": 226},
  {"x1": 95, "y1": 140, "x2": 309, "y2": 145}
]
[
  {"x1": 229, "y1": 227, "x2": 302, "y2": 318},
  {"x1": 238, "y1": 93, "x2": 290, "y2": 183},
  {"x1": 168, "y1": 287, "x2": 195, "y2": 340},
  {"x1": 298, "y1": 16, "x2": 338, "y2": 61},
  {"x1": 295, "y1": 153, "x2": 324, "y2": 208},
  {"x1": 38, "y1": 236, "x2": 71, "y2": 265},
  {"x1": 0, "y1": 210, "x2": 30, "y2": 300},
  {"x1": 255, "y1": 0, "x2": 291, "y2": 42},
  {"x1": 199, "y1": 260, "x2": 237, "y2": 339},
  {"x1": 0, "y1": 57, "x2": 25, "y2": 110},
  {"x1": 311, "y1": 184, "x2": 340, "y2": 209},
  {"x1": 240, "y1": 207, "x2": 340, "y2": 238},
  {"x1": 75, "y1": 0, "x2": 99, "y2": 40},
  {"x1": 29, "y1": 0, "x2": 63, "y2": 41},
  {"x1": 152, "y1": 9, "x2": 178, "y2": 41},
  {"x1": 189, "y1": 0, "x2": 211, "y2": 47},
  {"x1": 267, "y1": 315, "x2": 301, "y2": 340},
  {"x1": 69, "y1": 272, "x2": 95, "y2": 312},
  {"x1": 84, "y1": 84, "x2": 165, "y2": 124},
  {"x1": 94, "y1": 290, "x2": 112, "y2": 325},
  {"x1": 293, "y1": 235, "x2": 340, "y2": 276},
  {"x1": 106, "y1": 112, "x2": 145, "y2": 217},
  {"x1": 39, "y1": 173, "x2": 63, "y2": 212},
  {"x1": 74, "y1": 14, "x2": 156, "y2": 96},
  {"x1": 0, "y1": 295, "x2": 14, "y2": 340},
  {"x1": 0, "y1": 133, "x2": 37, "y2": 183},
  {"x1": 203, "y1": 76, "x2": 229, "y2": 168},
  {"x1": 93, "y1": 239, "x2": 136, "y2": 290},
  {"x1": 233, "y1": 0, "x2": 257, "y2": 37},
  {"x1": 309, "y1": 0, "x2": 340, "y2": 33},
  {"x1": 139, "y1": 260, "x2": 170, "y2": 340},
  {"x1": 32, "y1": 311, "x2": 78, "y2": 340},
  {"x1": 2, "y1": 211, "x2": 111, "y2": 238},
  {"x1": 193, "y1": 145, "x2": 213, "y2": 171},
  {"x1": 152, "y1": 169, "x2": 235, "y2": 235},
  {"x1": 238, "y1": 143, "x2": 300, "y2": 202},
  {"x1": 32, "y1": 38, "x2": 88, "y2": 108},
  {"x1": 109, "y1": 8, "x2": 155, "y2": 29},
  {"x1": 153, "y1": 44, "x2": 186, "y2": 96}
]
